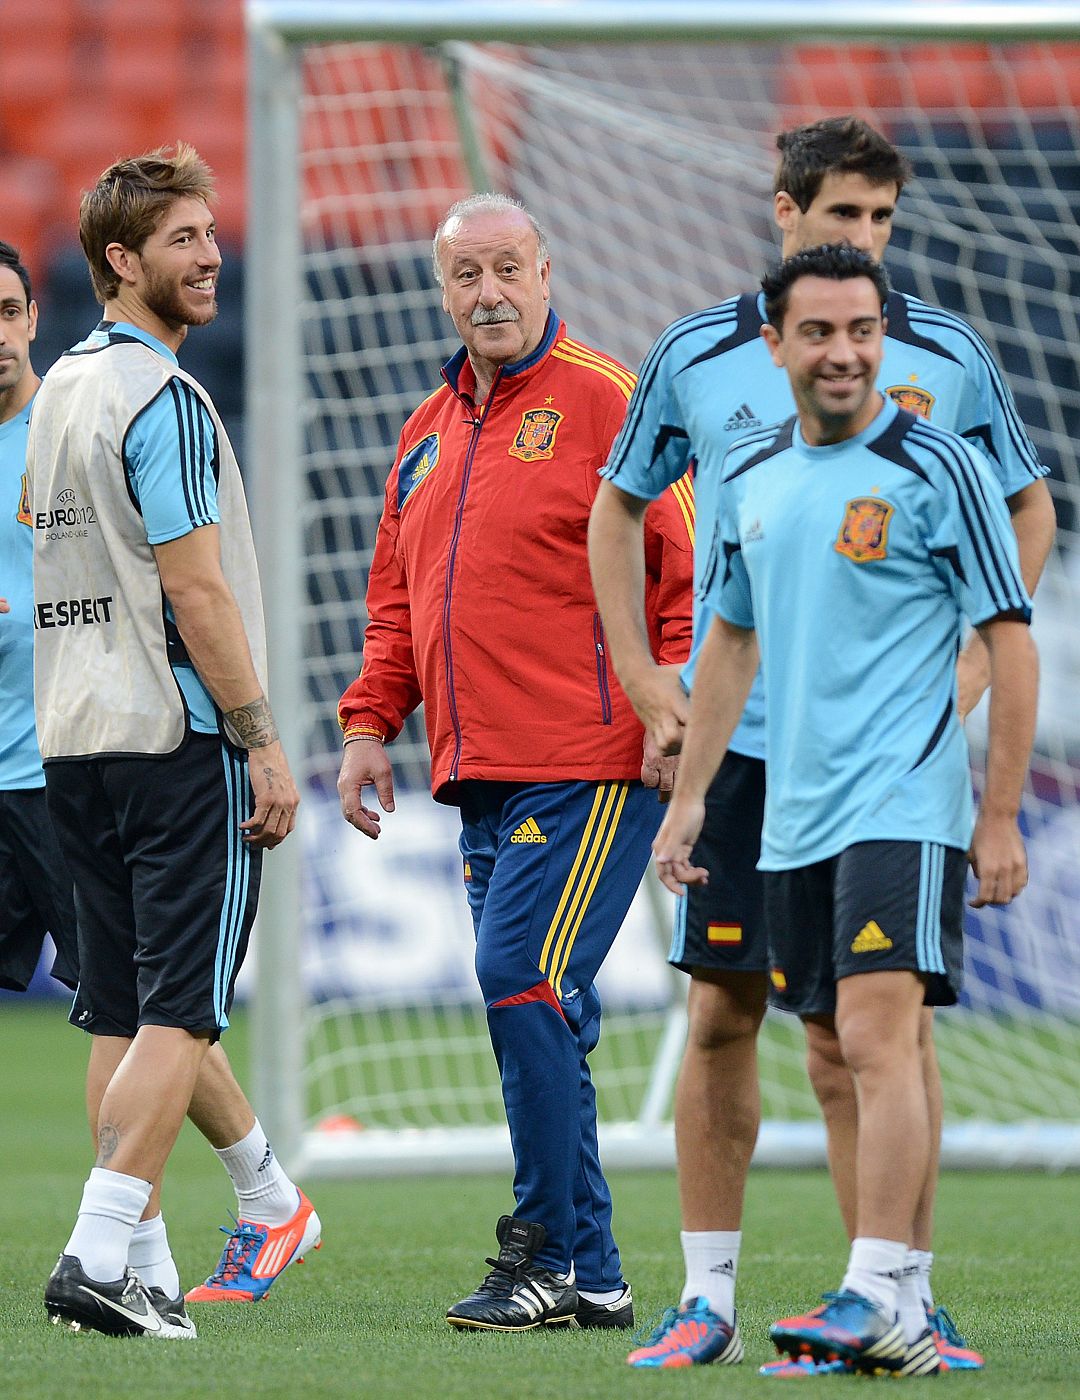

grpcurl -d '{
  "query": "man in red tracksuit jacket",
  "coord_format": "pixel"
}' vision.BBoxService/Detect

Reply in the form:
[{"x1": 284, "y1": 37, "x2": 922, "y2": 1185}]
[{"x1": 338, "y1": 193, "x2": 693, "y2": 1333}]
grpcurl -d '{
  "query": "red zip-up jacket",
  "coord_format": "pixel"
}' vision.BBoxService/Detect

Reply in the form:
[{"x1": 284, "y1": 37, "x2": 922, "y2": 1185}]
[{"x1": 338, "y1": 312, "x2": 694, "y2": 801}]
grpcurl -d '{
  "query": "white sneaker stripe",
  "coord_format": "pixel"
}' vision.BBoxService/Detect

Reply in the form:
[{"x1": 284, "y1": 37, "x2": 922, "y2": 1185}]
[
  {"x1": 256, "y1": 1235, "x2": 294, "y2": 1278},
  {"x1": 529, "y1": 1282, "x2": 554, "y2": 1309}
]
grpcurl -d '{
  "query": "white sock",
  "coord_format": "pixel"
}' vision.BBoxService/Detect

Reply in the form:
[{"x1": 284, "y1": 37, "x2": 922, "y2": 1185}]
[
  {"x1": 840, "y1": 1236, "x2": 907, "y2": 1318},
  {"x1": 578, "y1": 1285, "x2": 626, "y2": 1304},
  {"x1": 214, "y1": 1119, "x2": 299, "y2": 1226},
  {"x1": 680, "y1": 1229, "x2": 741, "y2": 1322},
  {"x1": 898, "y1": 1258, "x2": 929, "y2": 1343},
  {"x1": 910, "y1": 1248, "x2": 935, "y2": 1311},
  {"x1": 64, "y1": 1167, "x2": 152, "y2": 1283},
  {"x1": 128, "y1": 1213, "x2": 180, "y2": 1297}
]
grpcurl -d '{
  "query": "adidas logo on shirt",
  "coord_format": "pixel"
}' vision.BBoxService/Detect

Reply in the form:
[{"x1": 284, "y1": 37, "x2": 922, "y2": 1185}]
[
  {"x1": 510, "y1": 817, "x2": 548, "y2": 844},
  {"x1": 851, "y1": 920, "x2": 894, "y2": 953},
  {"x1": 724, "y1": 403, "x2": 762, "y2": 431}
]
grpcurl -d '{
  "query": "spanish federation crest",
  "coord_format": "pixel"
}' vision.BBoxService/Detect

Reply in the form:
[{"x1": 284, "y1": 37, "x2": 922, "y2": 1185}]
[
  {"x1": 835, "y1": 496, "x2": 894, "y2": 563},
  {"x1": 17, "y1": 473, "x2": 32, "y2": 527},
  {"x1": 886, "y1": 383, "x2": 935, "y2": 418},
  {"x1": 509, "y1": 408, "x2": 563, "y2": 462}
]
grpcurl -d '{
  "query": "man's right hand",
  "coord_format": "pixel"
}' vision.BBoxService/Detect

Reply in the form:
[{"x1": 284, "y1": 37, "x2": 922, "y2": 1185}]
[
  {"x1": 625, "y1": 664, "x2": 690, "y2": 756},
  {"x1": 338, "y1": 738, "x2": 396, "y2": 839},
  {"x1": 652, "y1": 795, "x2": 709, "y2": 894}
]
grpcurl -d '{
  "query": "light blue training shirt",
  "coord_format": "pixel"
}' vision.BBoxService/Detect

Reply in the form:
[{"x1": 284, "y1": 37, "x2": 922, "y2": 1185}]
[
  {"x1": 702, "y1": 395, "x2": 1031, "y2": 870},
  {"x1": 601, "y1": 290, "x2": 1048, "y2": 759},
  {"x1": 0, "y1": 394, "x2": 44, "y2": 787}
]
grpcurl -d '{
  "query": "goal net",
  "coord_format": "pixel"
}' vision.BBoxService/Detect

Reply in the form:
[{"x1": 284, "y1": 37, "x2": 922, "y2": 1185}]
[{"x1": 247, "y1": 5, "x2": 1080, "y2": 1174}]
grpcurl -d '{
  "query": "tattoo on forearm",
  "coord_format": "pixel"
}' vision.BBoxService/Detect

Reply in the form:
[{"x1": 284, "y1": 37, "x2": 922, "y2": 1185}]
[
  {"x1": 226, "y1": 695, "x2": 279, "y2": 749},
  {"x1": 97, "y1": 1123, "x2": 120, "y2": 1166}
]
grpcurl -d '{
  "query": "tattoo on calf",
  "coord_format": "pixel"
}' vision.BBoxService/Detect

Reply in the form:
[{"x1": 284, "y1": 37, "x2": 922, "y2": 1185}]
[
  {"x1": 97, "y1": 1123, "x2": 120, "y2": 1166},
  {"x1": 226, "y1": 695, "x2": 279, "y2": 749}
]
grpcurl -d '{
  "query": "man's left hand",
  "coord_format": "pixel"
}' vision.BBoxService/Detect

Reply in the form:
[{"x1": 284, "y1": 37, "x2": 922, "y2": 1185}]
[
  {"x1": 969, "y1": 811, "x2": 1028, "y2": 907},
  {"x1": 642, "y1": 732, "x2": 677, "y2": 802},
  {"x1": 652, "y1": 796, "x2": 709, "y2": 894}
]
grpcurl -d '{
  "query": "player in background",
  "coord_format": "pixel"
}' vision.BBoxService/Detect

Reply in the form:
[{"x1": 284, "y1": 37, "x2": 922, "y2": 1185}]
[
  {"x1": 0, "y1": 239, "x2": 316, "y2": 1321},
  {"x1": 0, "y1": 241, "x2": 80, "y2": 998},
  {"x1": 338, "y1": 193, "x2": 694, "y2": 1334},
  {"x1": 588, "y1": 117, "x2": 1055, "y2": 1372},
  {"x1": 30, "y1": 149, "x2": 314, "y2": 1340},
  {"x1": 653, "y1": 244, "x2": 1037, "y2": 1375}
]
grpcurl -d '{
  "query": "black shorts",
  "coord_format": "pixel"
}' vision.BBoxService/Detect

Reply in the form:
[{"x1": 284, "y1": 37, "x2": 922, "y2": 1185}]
[
  {"x1": 764, "y1": 839, "x2": 966, "y2": 1018},
  {"x1": 0, "y1": 787, "x2": 79, "y2": 991},
  {"x1": 668, "y1": 751, "x2": 767, "y2": 975},
  {"x1": 44, "y1": 734, "x2": 262, "y2": 1040}
]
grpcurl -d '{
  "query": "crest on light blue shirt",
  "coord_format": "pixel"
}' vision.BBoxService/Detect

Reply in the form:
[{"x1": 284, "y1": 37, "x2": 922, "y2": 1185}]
[
  {"x1": 835, "y1": 497, "x2": 894, "y2": 563},
  {"x1": 886, "y1": 383, "x2": 935, "y2": 419}
]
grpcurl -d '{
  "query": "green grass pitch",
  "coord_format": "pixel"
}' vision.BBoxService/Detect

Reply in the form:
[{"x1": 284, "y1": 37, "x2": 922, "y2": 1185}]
[{"x1": 2, "y1": 1001, "x2": 1077, "y2": 1398}]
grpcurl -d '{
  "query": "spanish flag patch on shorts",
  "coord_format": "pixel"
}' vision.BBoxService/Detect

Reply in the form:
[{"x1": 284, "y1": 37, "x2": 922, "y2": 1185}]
[{"x1": 707, "y1": 922, "x2": 742, "y2": 945}]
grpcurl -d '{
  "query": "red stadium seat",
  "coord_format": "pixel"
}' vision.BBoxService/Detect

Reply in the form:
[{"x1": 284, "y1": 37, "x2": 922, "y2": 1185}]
[
  {"x1": 91, "y1": 0, "x2": 183, "y2": 47},
  {"x1": 3, "y1": 0, "x2": 76, "y2": 45},
  {"x1": 48, "y1": 108, "x2": 142, "y2": 225},
  {"x1": 0, "y1": 156, "x2": 61, "y2": 275},
  {"x1": 778, "y1": 46, "x2": 902, "y2": 116},
  {"x1": 899, "y1": 44, "x2": 999, "y2": 112},
  {"x1": 0, "y1": 35, "x2": 78, "y2": 154},
  {"x1": 1011, "y1": 43, "x2": 1080, "y2": 109},
  {"x1": 779, "y1": 45, "x2": 903, "y2": 119},
  {"x1": 96, "y1": 44, "x2": 180, "y2": 133}
]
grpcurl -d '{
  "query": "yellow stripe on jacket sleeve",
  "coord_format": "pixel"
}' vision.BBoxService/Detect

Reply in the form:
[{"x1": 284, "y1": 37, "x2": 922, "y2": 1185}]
[
  {"x1": 551, "y1": 343, "x2": 635, "y2": 401},
  {"x1": 668, "y1": 471, "x2": 696, "y2": 548},
  {"x1": 557, "y1": 337, "x2": 637, "y2": 393}
]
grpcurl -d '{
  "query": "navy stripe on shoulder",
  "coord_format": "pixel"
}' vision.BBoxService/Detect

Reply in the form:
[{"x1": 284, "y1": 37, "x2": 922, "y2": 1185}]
[
  {"x1": 909, "y1": 420, "x2": 1029, "y2": 617},
  {"x1": 167, "y1": 379, "x2": 216, "y2": 529},
  {"x1": 606, "y1": 299, "x2": 743, "y2": 479},
  {"x1": 65, "y1": 322, "x2": 154, "y2": 358},
  {"x1": 120, "y1": 379, "x2": 174, "y2": 516},
  {"x1": 898, "y1": 295, "x2": 1045, "y2": 483},
  {"x1": 885, "y1": 293, "x2": 962, "y2": 367},
  {"x1": 724, "y1": 418, "x2": 795, "y2": 482},
  {"x1": 680, "y1": 294, "x2": 766, "y2": 372},
  {"x1": 867, "y1": 407, "x2": 931, "y2": 484}
]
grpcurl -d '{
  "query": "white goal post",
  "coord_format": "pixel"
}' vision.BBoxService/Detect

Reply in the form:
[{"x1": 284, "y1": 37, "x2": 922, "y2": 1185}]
[{"x1": 246, "y1": 1, "x2": 1080, "y2": 1177}]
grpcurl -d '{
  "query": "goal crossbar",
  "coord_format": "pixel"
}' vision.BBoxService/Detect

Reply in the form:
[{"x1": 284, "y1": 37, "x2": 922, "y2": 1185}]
[{"x1": 249, "y1": 2, "x2": 1080, "y2": 45}]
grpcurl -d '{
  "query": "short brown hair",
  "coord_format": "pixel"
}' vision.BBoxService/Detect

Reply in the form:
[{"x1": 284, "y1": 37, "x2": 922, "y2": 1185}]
[
  {"x1": 774, "y1": 117, "x2": 912, "y2": 212},
  {"x1": 79, "y1": 143, "x2": 216, "y2": 304},
  {"x1": 762, "y1": 243, "x2": 891, "y2": 331}
]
